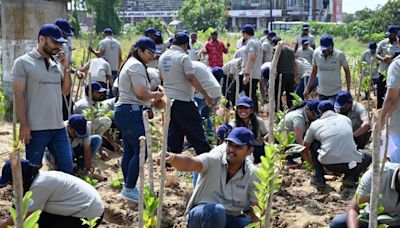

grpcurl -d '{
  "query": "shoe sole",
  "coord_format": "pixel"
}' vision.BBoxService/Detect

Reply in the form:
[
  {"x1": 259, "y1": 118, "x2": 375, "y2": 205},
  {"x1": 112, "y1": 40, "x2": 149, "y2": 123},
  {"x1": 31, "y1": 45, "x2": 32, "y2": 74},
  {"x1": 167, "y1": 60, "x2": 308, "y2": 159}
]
[{"x1": 120, "y1": 193, "x2": 138, "y2": 203}]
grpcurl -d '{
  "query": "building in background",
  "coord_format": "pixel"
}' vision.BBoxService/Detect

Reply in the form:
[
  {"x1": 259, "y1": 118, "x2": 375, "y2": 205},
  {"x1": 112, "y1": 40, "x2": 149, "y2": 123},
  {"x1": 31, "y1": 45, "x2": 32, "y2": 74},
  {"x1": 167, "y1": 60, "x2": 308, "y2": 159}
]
[{"x1": 69, "y1": 0, "x2": 342, "y2": 31}]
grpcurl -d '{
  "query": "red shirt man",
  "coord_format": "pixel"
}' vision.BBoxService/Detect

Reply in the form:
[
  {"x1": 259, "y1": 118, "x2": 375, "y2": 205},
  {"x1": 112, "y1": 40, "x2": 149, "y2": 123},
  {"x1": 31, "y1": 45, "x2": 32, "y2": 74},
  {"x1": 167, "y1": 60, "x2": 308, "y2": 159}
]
[{"x1": 204, "y1": 31, "x2": 229, "y2": 67}]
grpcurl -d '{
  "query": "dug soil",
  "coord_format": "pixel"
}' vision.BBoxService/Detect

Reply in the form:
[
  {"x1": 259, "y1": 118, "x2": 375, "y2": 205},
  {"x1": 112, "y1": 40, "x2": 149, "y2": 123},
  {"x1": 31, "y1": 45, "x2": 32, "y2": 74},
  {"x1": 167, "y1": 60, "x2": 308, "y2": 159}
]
[{"x1": 0, "y1": 119, "x2": 356, "y2": 228}]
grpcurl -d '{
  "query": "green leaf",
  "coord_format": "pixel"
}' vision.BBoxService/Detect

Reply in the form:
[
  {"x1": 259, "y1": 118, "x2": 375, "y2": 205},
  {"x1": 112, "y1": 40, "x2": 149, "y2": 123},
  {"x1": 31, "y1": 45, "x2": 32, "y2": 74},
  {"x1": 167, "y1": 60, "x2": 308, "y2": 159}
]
[
  {"x1": 23, "y1": 210, "x2": 42, "y2": 228},
  {"x1": 378, "y1": 224, "x2": 389, "y2": 228},
  {"x1": 377, "y1": 214, "x2": 395, "y2": 222},
  {"x1": 23, "y1": 191, "x2": 33, "y2": 218},
  {"x1": 9, "y1": 206, "x2": 16, "y2": 225}
]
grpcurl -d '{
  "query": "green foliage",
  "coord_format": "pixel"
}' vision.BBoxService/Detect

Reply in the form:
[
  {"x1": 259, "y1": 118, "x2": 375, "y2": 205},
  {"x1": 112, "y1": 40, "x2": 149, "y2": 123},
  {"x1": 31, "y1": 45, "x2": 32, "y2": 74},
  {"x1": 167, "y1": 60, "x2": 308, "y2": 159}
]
[
  {"x1": 70, "y1": 11, "x2": 81, "y2": 37},
  {"x1": 143, "y1": 185, "x2": 158, "y2": 228},
  {"x1": 80, "y1": 217, "x2": 100, "y2": 228},
  {"x1": 247, "y1": 131, "x2": 305, "y2": 227},
  {"x1": 133, "y1": 18, "x2": 164, "y2": 35},
  {"x1": 9, "y1": 191, "x2": 41, "y2": 228},
  {"x1": 84, "y1": 175, "x2": 99, "y2": 186},
  {"x1": 178, "y1": 0, "x2": 227, "y2": 31},
  {"x1": 110, "y1": 171, "x2": 123, "y2": 190},
  {"x1": 290, "y1": 92, "x2": 303, "y2": 106},
  {"x1": 86, "y1": 0, "x2": 122, "y2": 35},
  {"x1": 356, "y1": 193, "x2": 395, "y2": 226}
]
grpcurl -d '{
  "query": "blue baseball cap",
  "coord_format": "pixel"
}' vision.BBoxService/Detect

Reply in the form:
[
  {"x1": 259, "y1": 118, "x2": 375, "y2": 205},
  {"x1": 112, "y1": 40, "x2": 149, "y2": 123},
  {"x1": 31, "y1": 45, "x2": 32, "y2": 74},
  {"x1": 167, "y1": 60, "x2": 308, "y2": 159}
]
[
  {"x1": 302, "y1": 38, "x2": 310, "y2": 45},
  {"x1": 306, "y1": 99, "x2": 320, "y2": 117},
  {"x1": 0, "y1": 159, "x2": 33, "y2": 188},
  {"x1": 268, "y1": 31, "x2": 276, "y2": 38},
  {"x1": 241, "y1": 24, "x2": 254, "y2": 34},
  {"x1": 103, "y1": 28, "x2": 113, "y2": 34},
  {"x1": 68, "y1": 114, "x2": 88, "y2": 138},
  {"x1": 263, "y1": 29, "x2": 269, "y2": 35},
  {"x1": 225, "y1": 127, "x2": 254, "y2": 146},
  {"x1": 144, "y1": 27, "x2": 157, "y2": 35},
  {"x1": 369, "y1": 42, "x2": 377, "y2": 50},
  {"x1": 85, "y1": 81, "x2": 106, "y2": 96},
  {"x1": 217, "y1": 124, "x2": 233, "y2": 140},
  {"x1": 302, "y1": 24, "x2": 310, "y2": 30},
  {"x1": 174, "y1": 32, "x2": 190, "y2": 46},
  {"x1": 54, "y1": 18, "x2": 73, "y2": 36},
  {"x1": 318, "y1": 100, "x2": 334, "y2": 113},
  {"x1": 135, "y1": 37, "x2": 161, "y2": 54},
  {"x1": 320, "y1": 34, "x2": 334, "y2": 51},
  {"x1": 237, "y1": 96, "x2": 253, "y2": 108},
  {"x1": 334, "y1": 91, "x2": 352, "y2": 109},
  {"x1": 38, "y1": 24, "x2": 67, "y2": 43},
  {"x1": 386, "y1": 26, "x2": 399, "y2": 36},
  {"x1": 212, "y1": 67, "x2": 224, "y2": 81}
]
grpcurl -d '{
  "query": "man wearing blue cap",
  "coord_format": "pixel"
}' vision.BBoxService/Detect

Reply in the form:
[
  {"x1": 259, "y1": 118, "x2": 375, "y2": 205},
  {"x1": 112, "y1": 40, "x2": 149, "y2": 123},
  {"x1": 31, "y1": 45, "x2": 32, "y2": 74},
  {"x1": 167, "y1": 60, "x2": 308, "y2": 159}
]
[
  {"x1": 64, "y1": 114, "x2": 103, "y2": 173},
  {"x1": 295, "y1": 24, "x2": 315, "y2": 51},
  {"x1": 12, "y1": 24, "x2": 73, "y2": 173},
  {"x1": 159, "y1": 32, "x2": 213, "y2": 157},
  {"x1": 335, "y1": 91, "x2": 371, "y2": 150},
  {"x1": 0, "y1": 159, "x2": 104, "y2": 227},
  {"x1": 54, "y1": 18, "x2": 74, "y2": 65},
  {"x1": 241, "y1": 24, "x2": 263, "y2": 113},
  {"x1": 361, "y1": 42, "x2": 379, "y2": 99},
  {"x1": 261, "y1": 31, "x2": 276, "y2": 63},
  {"x1": 304, "y1": 34, "x2": 351, "y2": 102},
  {"x1": 296, "y1": 39, "x2": 314, "y2": 64},
  {"x1": 302, "y1": 100, "x2": 371, "y2": 188},
  {"x1": 159, "y1": 127, "x2": 259, "y2": 227},
  {"x1": 376, "y1": 26, "x2": 400, "y2": 108},
  {"x1": 89, "y1": 28, "x2": 122, "y2": 98}
]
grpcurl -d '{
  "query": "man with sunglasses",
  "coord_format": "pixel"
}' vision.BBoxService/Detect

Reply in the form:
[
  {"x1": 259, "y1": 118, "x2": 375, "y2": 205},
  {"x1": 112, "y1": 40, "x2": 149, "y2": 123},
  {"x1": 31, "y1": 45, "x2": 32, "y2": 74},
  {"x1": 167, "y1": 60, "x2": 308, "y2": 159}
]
[
  {"x1": 304, "y1": 34, "x2": 351, "y2": 102},
  {"x1": 160, "y1": 127, "x2": 259, "y2": 227},
  {"x1": 12, "y1": 24, "x2": 73, "y2": 173}
]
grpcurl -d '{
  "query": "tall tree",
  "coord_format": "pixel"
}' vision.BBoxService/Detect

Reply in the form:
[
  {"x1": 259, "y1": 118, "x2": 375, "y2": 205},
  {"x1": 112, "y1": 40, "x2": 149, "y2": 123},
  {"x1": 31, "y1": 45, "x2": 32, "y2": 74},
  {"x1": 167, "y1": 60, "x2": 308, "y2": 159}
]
[
  {"x1": 178, "y1": 0, "x2": 226, "y2": 31},
  {"x1": 85, "y1": 0, "x2": 122, "y2": 35}
]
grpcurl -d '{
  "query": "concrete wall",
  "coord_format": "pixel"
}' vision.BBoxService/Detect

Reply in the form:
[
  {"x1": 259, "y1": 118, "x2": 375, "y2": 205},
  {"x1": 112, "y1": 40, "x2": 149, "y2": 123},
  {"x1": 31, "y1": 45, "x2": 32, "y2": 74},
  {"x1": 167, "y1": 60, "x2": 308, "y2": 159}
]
[{"x1": 1, "y1": 0, "x2": 69, "y2": 96}]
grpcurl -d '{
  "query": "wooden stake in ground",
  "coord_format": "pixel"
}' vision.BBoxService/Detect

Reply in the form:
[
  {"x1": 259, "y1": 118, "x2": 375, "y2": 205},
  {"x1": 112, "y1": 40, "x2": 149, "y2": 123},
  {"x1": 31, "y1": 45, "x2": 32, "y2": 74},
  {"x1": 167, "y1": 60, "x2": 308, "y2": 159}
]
[
  {"x1": 138, "y1": 136, "x2": 146, "y2": 228},
  {"x1": 156, "y1": 98, "x2": 171, "y2": 228},
  {"x1": 265, "y1": 41, "x2": 283, "y2": 228},
  {"x1": 369, "y1": 110, "x2": 382, "y2": 228},
  {"x1": 142, "y1": 111, "x2": 154, "y2": 192},
  {"x1": 356, "y1": 68, "x2": 364, "y2": 102},
  {"x1": 277, "y1": 74, "x2": 282, "y2": 112},
  {"x1": 11, "y1": 94, "x2": 24, "y2": 228}
]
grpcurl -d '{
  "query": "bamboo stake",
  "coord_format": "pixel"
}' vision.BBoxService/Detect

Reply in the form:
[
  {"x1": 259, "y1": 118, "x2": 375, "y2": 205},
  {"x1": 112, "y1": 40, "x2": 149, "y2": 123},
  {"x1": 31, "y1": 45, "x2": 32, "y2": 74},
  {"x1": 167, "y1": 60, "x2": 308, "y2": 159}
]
[
  {"x1": 380, "y1": 116, "x2": 390, "y2": 175},
  {"x1": 142, "y1": 111, "x2": 154, "y2": 192},
  {"x1": 277, "y1": 74, "x2": 282, "y2": 112},
  {"x1": 156, "y1": 98, "x2": 171, "y2": 228},
  {"x1": 357, "y1": 70, "x2": 364, "y2": 102},
  {"x1": 235, "y1": 76, "x2": 240, "y2": 106},
  {"x1": 138, "y1": 136, "x2": 146, "y2": 228},
  {"x1": 369, "y1": 110, "x2": 382, "y2": 228},
  {"x1": 265, "y1": 41, "x2": 283, "y2": 228},
  {"x1": 11, "y1": 94, "x2": 23, "y2": 228}
]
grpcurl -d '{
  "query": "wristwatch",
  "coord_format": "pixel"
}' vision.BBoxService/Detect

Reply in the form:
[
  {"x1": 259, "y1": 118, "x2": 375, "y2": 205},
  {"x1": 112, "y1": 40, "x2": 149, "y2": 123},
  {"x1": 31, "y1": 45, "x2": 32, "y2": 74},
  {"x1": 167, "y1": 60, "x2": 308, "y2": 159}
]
[{"x1": 244, "y1": 73, "x2": 250, "y2": 76}]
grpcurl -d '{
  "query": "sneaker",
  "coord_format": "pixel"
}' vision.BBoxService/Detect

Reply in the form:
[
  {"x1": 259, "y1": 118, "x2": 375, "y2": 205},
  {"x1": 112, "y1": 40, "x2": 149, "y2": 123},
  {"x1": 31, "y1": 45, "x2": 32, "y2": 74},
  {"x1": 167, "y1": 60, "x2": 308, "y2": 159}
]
[
  {"x1": 310, "y1": 177, "x2": 326, "y2": 188},
  {"x1": 121, "y1": 187, "x2": 139, "y2": 202}
]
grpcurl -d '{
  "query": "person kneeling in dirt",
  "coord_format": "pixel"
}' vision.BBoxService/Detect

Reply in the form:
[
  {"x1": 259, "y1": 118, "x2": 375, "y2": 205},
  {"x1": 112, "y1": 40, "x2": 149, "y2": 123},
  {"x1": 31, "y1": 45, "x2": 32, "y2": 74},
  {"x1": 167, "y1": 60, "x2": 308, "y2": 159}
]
[
  {"x1": 0, "y1": 159, "x2": 104, "y2": 228},
  {"x1": 302, "y1": 100, "x2": 372, "y2": 188},
  {"x1": 65, "y1": 114, "x2": 103, "y2": 173},
  {"x1": 161, "y1": 127, "x2": 259, "y2": 227},
  {"x1": 330, "y1": 163, "x2": 400, "y2": 228},
  {"x1": 334, "y1": 91, "x2": 371, "y2": 149}
]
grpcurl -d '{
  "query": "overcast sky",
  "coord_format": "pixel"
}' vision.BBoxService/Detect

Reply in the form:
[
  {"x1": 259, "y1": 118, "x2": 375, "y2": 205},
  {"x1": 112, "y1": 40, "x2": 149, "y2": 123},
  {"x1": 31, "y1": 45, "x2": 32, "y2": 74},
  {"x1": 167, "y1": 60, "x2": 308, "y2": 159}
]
[{"x1": 342, "y1": 0, "x2": 389, "y2": 13}]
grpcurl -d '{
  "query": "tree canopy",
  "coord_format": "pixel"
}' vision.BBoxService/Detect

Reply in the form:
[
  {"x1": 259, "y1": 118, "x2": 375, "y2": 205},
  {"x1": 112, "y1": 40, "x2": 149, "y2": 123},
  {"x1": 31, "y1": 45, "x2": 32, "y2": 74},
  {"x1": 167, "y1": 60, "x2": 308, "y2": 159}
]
[{"x1": 178, "y1": 0, "x2": 226, "y2": 32}]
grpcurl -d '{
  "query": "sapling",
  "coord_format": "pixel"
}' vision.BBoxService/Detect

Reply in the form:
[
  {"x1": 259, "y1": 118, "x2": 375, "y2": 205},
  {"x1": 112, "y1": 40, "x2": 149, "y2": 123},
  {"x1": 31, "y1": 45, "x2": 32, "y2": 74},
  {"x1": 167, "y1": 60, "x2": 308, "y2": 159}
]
[
  {"x1": 8, "y1": 191, "x2": 41, "y2": 228},
  {"x1": 110, "y1": 171, "x2": 123, "y2": 190},
  {"x1": 143, "y1": 185, "x2": 159, "y2": 228},
  {"x1": 84, "y1": 176, "x2": 99, "y2": 187},
  {"x1": 246, "y1": 131, "x2": 304, "y2": 228},
  {"x1": 80, "y1": 217, "x2": 100, "y2": 228},
  {"x1": 357, "y1": 194, "x2": 394, "y2": 228}
]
